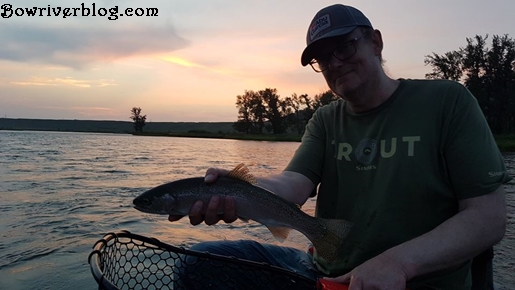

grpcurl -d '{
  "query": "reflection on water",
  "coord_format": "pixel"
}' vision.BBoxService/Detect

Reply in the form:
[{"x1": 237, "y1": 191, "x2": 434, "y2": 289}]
[{"x1": 0, "y1": 131, "x2": 513, "y2": 289}]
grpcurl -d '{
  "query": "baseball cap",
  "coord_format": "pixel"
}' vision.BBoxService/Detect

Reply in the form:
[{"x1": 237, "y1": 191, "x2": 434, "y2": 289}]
[{"x1": 301, "y1": 4, "x2": 373, "y2": 66}]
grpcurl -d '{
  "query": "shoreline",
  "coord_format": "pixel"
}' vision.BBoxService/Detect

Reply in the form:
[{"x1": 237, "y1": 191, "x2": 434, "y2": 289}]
[
  {"x1": 133, "y1": 132, "x2": 515, "y2": 152},
  {"x1": 132, "y1": 131, "x2": 303, "y2": 142},
  {"x1": 2, "y1": 128, "x2": 514, "y2": 152}
]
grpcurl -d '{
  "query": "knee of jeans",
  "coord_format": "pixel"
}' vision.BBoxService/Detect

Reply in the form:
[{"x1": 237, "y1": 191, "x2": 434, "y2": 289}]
[
  {"x1": 188, "y1": 240, "x2": 252, "y2": 260},
  {"x1": 189, "y1": 241, "x2": 226, "y2": 253}
]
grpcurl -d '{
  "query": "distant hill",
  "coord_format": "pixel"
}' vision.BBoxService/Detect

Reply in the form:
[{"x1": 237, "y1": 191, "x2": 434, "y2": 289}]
[{"x1": 0, "y1": 118, "x2": 236, "y2": 134}]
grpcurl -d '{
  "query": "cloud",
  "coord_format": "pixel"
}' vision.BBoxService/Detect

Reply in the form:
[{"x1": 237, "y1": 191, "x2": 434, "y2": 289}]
[
  {"x1": 0, "y1": 22, "x2": 189, "y2": 69},
  {"x1": 161, "y1": 56, "x2": 201, "y2": 68},
  {"x1": 160, "y1": 55, "x2": 238, "y2": 76},
  {"x1": 10, "y1": 76, "x2": 118, "y2": 88}
]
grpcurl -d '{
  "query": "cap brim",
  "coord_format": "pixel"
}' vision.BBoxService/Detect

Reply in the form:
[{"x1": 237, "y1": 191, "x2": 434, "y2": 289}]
[{"x1": 301, "y1": 26, "x2": 357, "y2": 66}]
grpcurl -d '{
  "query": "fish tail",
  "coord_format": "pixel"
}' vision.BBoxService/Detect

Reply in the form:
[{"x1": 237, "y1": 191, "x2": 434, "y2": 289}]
[{"x1": 312, "y1": 219, "x2": 353, "y2": 263}]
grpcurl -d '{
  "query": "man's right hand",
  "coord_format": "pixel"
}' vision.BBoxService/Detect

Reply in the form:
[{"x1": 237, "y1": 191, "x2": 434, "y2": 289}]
[{"x1": 167, "y1": 167, "x2": 238, "y2": 225}]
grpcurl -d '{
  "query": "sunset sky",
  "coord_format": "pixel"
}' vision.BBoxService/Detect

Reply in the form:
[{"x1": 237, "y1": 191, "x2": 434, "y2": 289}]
[{"x1": 1, "y1": 0, "x2": 514, "y2": 122}]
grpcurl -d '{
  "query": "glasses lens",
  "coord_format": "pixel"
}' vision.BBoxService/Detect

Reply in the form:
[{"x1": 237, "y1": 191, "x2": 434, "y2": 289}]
[
  {"x1": 309, "y1": 34, "x2": 366, "y2": 72},
  {"x1": 309, "y1": 60, "x2": 324, "y2": 72},
  {"x1": 333, "y1": 42, "x2": 356, "y2": 61}
]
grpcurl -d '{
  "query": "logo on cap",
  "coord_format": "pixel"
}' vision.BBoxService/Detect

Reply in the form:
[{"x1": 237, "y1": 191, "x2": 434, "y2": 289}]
[{"x1": 309, "y1": 14, "x2": 331, "y2": 41}]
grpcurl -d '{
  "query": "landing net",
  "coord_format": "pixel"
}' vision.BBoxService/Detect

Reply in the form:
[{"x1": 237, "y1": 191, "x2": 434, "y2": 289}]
[{"x1": 88, "y1": 230, "x2": 316, "y2": 290}]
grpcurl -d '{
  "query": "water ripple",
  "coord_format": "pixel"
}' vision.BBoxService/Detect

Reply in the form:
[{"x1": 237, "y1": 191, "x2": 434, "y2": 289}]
[{"x1": 0, "y1": 131, "x2": 512, "y2": 289}]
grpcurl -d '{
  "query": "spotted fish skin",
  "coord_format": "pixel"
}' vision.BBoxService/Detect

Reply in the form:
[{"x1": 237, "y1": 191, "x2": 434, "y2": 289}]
[{"x1": 133, "y1": 164, "x2": 353, "y2": 262}]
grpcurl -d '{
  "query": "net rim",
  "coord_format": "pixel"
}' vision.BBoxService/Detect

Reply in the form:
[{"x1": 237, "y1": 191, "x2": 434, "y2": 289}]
[{"x1": 88, "y1": 230, "x2": 316, "y2": 290}]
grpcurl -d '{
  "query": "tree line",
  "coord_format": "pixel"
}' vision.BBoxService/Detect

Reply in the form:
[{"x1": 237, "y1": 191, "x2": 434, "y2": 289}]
[
  {"x1": 131, "y1": 34, "x2": 514, "y2": 135},
  {"x1": 233, "y1": 88, "x2": 339, "y2": 134},
  {"x1": 233, "y1": 34, "x2": 514, "y2": 135},
  {"x1": 425, "y1": 34, "x2": 515, "y2": 134}
]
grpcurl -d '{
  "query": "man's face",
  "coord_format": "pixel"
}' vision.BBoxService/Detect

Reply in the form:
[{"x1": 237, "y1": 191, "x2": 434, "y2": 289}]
[{"x1": 311, "y1": 28, "x2": 379, "y2": 97}]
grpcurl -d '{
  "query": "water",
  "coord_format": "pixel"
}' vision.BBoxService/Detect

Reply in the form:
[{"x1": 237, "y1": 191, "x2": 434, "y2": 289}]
[{"x1": 0, "y1": 131, "x2": 513, "y2": 289}]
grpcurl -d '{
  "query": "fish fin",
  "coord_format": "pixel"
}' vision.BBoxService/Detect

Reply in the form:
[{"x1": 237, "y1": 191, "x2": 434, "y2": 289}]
[
  {"x1": 227, "y1": 163, "x2": 258, "y2": 185},
  {"x1": 312, "y1": 219, "x2": 353, "y2": 263},
  {"x1": 265, "y1": 225, "x2": 291, "y2": 242}
]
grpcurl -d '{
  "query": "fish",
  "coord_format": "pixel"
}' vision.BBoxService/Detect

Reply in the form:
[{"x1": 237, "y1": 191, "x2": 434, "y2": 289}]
[{"x1": 133, "y1": 163, "x2": 353, "y2": 263}]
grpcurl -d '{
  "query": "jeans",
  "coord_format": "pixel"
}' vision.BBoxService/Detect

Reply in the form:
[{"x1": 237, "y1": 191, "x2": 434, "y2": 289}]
[{"x1": 174, "y1": 240, "x2": 322, "y2": 289}]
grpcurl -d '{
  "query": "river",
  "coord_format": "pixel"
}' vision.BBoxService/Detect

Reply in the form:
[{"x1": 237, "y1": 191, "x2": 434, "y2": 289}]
[{"x1": 0, "y1": 131, "x2": 513, "y2": 289}]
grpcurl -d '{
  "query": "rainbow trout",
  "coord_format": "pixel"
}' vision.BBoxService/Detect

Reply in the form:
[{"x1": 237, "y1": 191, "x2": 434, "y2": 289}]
[{"x1": 133, "y1": 164, "x2": 353, "y2": 262}]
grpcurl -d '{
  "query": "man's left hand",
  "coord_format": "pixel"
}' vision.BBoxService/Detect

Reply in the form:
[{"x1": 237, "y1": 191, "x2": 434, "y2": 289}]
[{"x1": 324, "y1": 254, "x2": 409, "y2": 290}]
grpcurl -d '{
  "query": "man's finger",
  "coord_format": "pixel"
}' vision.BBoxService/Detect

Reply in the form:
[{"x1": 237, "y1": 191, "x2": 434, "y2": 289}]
[
  {"x1": 323, "y1": 273, "x2": 350, "y2": 284},
  {"x1": 223, "y1": 197, "x2": 237, "y2": 223},
  {"x1": 204, "y1": 173, "x2": 217, "y2": 183},
  {"x1": 189, "y1": 200, "x2": 205, "y2": 225},
  {"x1": 168, "y1": 215, "x2": 185, "y2": 222},
  {"x1": 204, "y1": 168, "x2": 230, "y2": 184},
  {"x1": 204, "y1": 196, "x2": 221, "y2": 225},
  {"x1": 347, "y1": 275, "x2": 362, "y2": 290}
]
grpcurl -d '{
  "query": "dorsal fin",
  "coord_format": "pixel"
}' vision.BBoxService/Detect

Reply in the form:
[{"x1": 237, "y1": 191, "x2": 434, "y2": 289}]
[{"x1": 227, "y1": 163, "x2": 257, "y2": 185}]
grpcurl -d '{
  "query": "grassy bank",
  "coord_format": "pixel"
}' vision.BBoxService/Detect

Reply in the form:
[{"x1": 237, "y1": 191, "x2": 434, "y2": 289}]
[
  {"x1": 2, "y1": 117, "x2": 513, "y2": 150},
  {"x1": 494, "y1": 135, "x2": 515, "y2": 152},
  {"x1": 136, "y1": 132, "x2": 515, "y2": 151},
  {"x1": 134, "y1": 131, "x2": 302, "y2": 142}
]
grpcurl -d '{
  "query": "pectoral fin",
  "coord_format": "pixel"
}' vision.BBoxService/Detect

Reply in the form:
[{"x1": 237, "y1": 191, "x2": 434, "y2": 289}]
[{"x1": 265, "y1": 225, "x2": 291, "y2": 242}]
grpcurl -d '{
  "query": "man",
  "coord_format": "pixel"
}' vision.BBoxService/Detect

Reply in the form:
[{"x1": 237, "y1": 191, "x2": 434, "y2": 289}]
[{"x1": 169, "y1": 4, "x2": 510, "y2": 289}]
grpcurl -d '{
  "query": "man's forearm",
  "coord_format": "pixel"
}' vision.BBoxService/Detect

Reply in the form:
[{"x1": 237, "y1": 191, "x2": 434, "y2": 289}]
[
  {"x1": 383, "y1": 186, "x2": 506, "y2": 280},
  {"x1": 256, "y1": 171, "x2": 315, "y2": 206}
]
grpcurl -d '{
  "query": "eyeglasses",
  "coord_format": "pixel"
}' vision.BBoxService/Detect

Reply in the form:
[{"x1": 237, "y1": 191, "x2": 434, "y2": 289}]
[{"x1": 309, "y1": 33, "x2": 370, "y2": 73}]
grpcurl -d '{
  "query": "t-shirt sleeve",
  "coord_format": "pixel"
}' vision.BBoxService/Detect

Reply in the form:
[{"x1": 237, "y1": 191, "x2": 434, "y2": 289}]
[
  {"x1": 284, "y1": 107, "x2": 328, "y2": 185},
  {"x1": 441, "y1": 83, "x2": 512, "y2": 199}
]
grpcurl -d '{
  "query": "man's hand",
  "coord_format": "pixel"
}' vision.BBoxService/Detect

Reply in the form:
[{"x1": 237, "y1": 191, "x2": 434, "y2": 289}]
[
  {"x1": 324, "y1": 253, "x2": 408, "y2": 290},
  {"x1": 167, "y1": 167, "x2": 237, "y2": 225}
]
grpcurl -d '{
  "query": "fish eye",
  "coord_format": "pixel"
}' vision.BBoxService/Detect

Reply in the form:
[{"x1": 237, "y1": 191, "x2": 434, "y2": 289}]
[{"x1": 134, "y1": 197, "x2": 151, "y2": 206}]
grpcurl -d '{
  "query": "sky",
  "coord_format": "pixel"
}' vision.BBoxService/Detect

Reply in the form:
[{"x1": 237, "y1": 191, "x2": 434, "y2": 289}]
[{"x1": 1, "y1": 0, "x2": 514, "y2": 122}]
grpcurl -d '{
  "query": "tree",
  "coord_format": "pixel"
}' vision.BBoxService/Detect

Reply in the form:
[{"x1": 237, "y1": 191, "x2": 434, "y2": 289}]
[
  {"x1": 233, "y1": 87, "x2": 343, "y2": 135},
  {"x1": 313, "y1": 90, "x2": 340, "y2": 111},
  {"x1": 424, "y1": 51, "x2": 463, "y2": 81},
  {"x1": 299, "y1": 93, "x2": 315, "y2": 124},
  {"x1": 284, "y1": 93, "x2": 306, "y2": 134},
  {"x1": 130, "y1": 107, "x2": 147, "y2": 133},
  {"x1": 234, "y1": 88, "x2": 289, "y2": 134},
  {"x1": 234, "y1": 90, "x2": 266, "y2": 134},
  {"x1": 283, "y1": 91, "x2": 340, "y2": 134},
  {"x1": 260, "y1": 88, "x2": 288, "y2": 134},
  {"x1": 424, "y1": 34, "x2": 515, "y2": 134}
]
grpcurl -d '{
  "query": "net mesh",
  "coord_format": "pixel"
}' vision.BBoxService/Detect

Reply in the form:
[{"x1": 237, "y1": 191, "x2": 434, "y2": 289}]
[{"x1": 88, "y1": 231, "x2": 317, "y2": 290}]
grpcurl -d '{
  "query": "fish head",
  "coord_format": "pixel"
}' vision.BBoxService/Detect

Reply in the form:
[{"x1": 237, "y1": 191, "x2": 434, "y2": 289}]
[{"x1": 133, "y1": 184, "x2": 180, "y2": 215}]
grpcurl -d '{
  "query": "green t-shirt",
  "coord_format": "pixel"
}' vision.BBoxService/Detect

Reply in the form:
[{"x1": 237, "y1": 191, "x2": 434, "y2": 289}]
[{"x1": 285, "y1": 79, "x2": 511, "y2": 289}]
